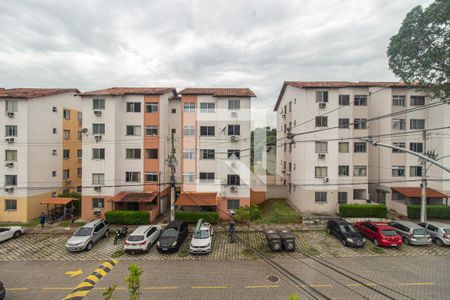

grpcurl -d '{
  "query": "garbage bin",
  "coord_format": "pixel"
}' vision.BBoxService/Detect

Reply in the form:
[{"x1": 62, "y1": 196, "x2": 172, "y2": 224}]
[
  {"x1": 278, "y1": 228, "x2": 296, "y2": 251},
  {"x1": 264, "y1": 228, "x2": 282, "y2": 252}
]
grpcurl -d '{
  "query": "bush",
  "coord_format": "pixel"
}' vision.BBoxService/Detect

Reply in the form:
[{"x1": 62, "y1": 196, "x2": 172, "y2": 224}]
[
  {"x1": 235, "y1": 205, "x2": 261, "y2": 223},
  {"x1": 175, "y1": 211, "x2": 219, "y2": 224},
  {"x1": 407, "y1": 205, "x2": 450, "y2": 219},
  {"x1": 104, "y1": 211, "x2": 149, "y2": 225},
  {"x1": 339, "y1": 204, "x2": 387, "y2": 218}
]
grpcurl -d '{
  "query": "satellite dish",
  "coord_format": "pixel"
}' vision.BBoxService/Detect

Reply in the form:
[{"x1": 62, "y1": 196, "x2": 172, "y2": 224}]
[{"x1": 81, "y1": 128, "x2": 88, "y2": 133}]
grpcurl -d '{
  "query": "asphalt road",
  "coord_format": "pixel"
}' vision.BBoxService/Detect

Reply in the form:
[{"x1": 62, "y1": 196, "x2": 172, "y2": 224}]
[{"x1": 1, "y1": 256, "x2": 449, "y2": 300}]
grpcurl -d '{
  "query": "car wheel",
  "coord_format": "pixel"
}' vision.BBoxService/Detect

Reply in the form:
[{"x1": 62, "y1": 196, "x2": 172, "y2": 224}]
[
  {"x1": 373, "y1": 239, "x2": 379, "y2": 246},
  {"x1": 403, "y1": 237, "x2": 410, "y2": 245},
  {"x1": 436, "y1": 239, "x2": 444, "y2": 246},
  {"x1": 327, "y1": 228, "x2": 331, "y2": 234},
  {"x1": 13, "y1": 231, "x2": 22, "y2": 238},
  {"x1": 104, "y1": 230, "x2": 109, "y2": 238},
  {"x1": 86, "y1": 242, "x2": 93, "y2": 251},
  {"x1": 145, "y1": 243, "x2": 151, "y2": 253},
  {"x1": 342, "y1": 239, "x2": 347, "y2": 246}
]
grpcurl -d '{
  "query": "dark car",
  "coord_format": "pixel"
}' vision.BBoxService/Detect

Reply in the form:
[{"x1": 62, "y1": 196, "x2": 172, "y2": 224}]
[
  {"x1": 327, "y1": 218, "x2": 365, "y2": 247},
  {"x1": 0, "y1": 280, "x2": 5, "y2": 300},
  {"x1": 156, "y1": 220, "x2": 188, "y2": 253}
]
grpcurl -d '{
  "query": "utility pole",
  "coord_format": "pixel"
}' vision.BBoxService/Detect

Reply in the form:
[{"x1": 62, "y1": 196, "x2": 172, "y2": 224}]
[
  {"x1": 167, "y1": 132, "x2": 177, "y2": 221},
  {"x1": 420, "y1": 130, "x2": 427, "y2": 222}
]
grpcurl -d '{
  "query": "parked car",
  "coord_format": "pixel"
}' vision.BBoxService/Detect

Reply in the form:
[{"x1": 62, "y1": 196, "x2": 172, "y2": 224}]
[
  {"x1": 65, "y1": 219, "x2": 109, "y2": 252},
  {"x1": 0, "y1": 280, "x2": 5, "y2": 300},
  {"x1": 278, "y1": 228, "x2": 296, "y2": 251},
  {"x1": 264, "y1": 228, "x2": 282, "y2": 252},
  {"x1": 124, "y1": 225, "x2": 161, "y2": 254},
  {"x1": 418, "y1": 221, "x2": 450, "y2": 246},
  {"x1": 354, "y1": 221, "x2": 402, "y2": 248},
  {"x1": 388, "y1": 220, "x2": 431, "y2": 246},
  {"x1": 190, "y1": 219, "x2": 213, "y2": 254},
  {"x1": 157, "y1": 220, "x2": 188, "y2": 253},
  {"x1": 0, "y1": 226, "x2": 24, "y2": 243},
  {"x1": 327, "y1": 218, "x2": 365, "y2": 247}
]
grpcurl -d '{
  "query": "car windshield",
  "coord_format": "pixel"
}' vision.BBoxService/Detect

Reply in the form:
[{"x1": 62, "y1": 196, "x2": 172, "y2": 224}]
[
  {"x1": 444, "y1": 228, "x2": 450, "y2": 235},
  {"x1": 340, "y1": 225, "x2": 357, "y2": 233},
  {"x1": 193, "y1": 230, "x2": 210, "y2": 239},
  {"x1": 128, "y1": 235, "x2": 144, "y2": 242},
  {"x1": 74, "y1": 227, "x2": 92, "y2": 236},
  {"x1": 381, "y1": 230, "x2": 398, "y2": 236},
  {"x1": 160, "y1": 228, "x2": 178, "y2": 238},
  {"x1": 412, "y1": 229, "x2": 428, "y2": 235}
]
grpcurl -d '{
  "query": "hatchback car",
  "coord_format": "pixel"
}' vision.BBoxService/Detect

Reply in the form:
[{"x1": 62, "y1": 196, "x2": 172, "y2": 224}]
[
  {"x1": 0, "y1": 280, "x2": 5, "y2": 300},
  {"x1": 65, "y1": 219, "x2": 109, "y2": 252},
  {"x1": 418, "y1": 221, "x2": 450, "y2": 246},
  {"x1": 327, "y1": 218, "x2": 365, "y2": 247},
  {"x1": 124, "y1": 225, "x2": 161, "y2": 254},
  {"x1": 388, "y1": 220, "x2": 431, "y2": 246},
  {"x1": 157, "y1": 220, "x2": 188, "y2": 253},
  {"x1": 354, "y1": 221, "x2": 402, "y2": 247},
  {"x1": 0, "y1": 226, "x2": 24, "y2": 243},
  {"x1": 190, "y1": 221, "x2": 213, "y2": 254}
]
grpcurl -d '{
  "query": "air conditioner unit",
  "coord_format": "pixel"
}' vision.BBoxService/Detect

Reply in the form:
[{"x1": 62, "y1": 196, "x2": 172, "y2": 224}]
[
  {"x1": 52, "y1": 150, "x2": 57, "y2": 156},
  {"x1": 7, "y1": 112, "x2": 15, "y2": 118},
  {"x1": 319, "y1": 102, "x2": 327, "y2": 109},
  {"x1": 93, "y1": 210, "x2": 101, "y2": 216},
  {"x1": 4, "y1": 187, "x2": 14, "y2": 193},
  {"x1": 78, "y1": 158, "x2": 82, "y2": 162},
  {"x1": 318, "y1": 153, "x2": 326, "y2": 159},
  {"x1": 94, "y1": 186, "x2": 102, "y2": 192},
  {"x1": 94, "y1": 110, "x2": 102, "y2": 116},
  {"x1": 64, "y1": 179, "x2": 71, "y2": 185},
  {"x1": 230, "y1": 186, "x2": 238, "y2": 192},
  {"x1": 4, "y1": 162, "x2": 14, "y2": 168},
  {"x1": 230, "y1": 135, "x2": 239, "y2": 142},
  {"x1": 5, "y1": 137, "x2": 14, "y2": 143},
  {"x1": 231, "y1": 111, "x2": 238, "y2": 118},
  {"x1": 323, "y1": 177, "x2": 329, "y2": 183},
  {"x1": 94, "y1": 135, "x2": 102, "y2": 142},
  {"x1": 282, "y1": 114, "x2": 286, "y2": 118}
]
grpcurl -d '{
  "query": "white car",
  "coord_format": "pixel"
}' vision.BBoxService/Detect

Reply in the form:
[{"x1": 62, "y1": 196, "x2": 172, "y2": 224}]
[
  {"x1": 124, "y1": 225, "x2": 161, "y2": 254},
  {"x1": 0, "y1": 226, "x2": 24, "y2": 243},
  {"x1": 190, "y1": 222, "x2": 213, "y2": 254}
]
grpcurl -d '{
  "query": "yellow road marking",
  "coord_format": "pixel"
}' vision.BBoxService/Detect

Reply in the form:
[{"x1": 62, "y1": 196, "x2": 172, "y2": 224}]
[
  {"x1": 144, "y1": 286, "x2": 179, "y2": 290},
  {"x1": 86, "y1": 275, "x2": 100, "y2": 283},
  {"x1": 95, "y1": 268, "x2": 108, "y2": 277},
  {"x1": 65, "y1": 290, "x2": 89, "y2": 298},
  {"x1": 65, "y1": 269, "x2": 83, "y2": 278},
  {"x1": 308, "y1": 284, "x2": 332, "y2": 288},
  {"x1": 6, "y1": 288, "x2": 28, "y2": 291},
  {"x1": 347, "y1": 283, "x2": 378, "y2": 287},
  {"x1": 77, "y1": 282, "x2": 94, "y2": 289},
  {"x1": 245, "y1": 285, "x2": 279, "y2": 289},
  {"x1": 399, "y1": 282, "x2": 435, "y2": 286},
  {"x1": 102, "y1": 261, "x2": 114, "y2": 270},
  {"x1": 43, "y1": 287, "x2": 73, "y2": 290},
  {"x1": 192, "y1": 286, "x2": 228, "y2": 289}
]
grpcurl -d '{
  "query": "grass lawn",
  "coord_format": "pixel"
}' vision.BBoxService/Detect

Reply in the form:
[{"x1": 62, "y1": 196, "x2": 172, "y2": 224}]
[
  {"x1": 0, "y1": 218, "x2": 40, "y2": 227},
  {"x1": 254, "y1": 198, "x2": 302, "y2": 224}
]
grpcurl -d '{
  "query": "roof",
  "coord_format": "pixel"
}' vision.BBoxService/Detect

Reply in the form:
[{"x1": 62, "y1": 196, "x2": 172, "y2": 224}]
[
  {"x1": 179, "y1": 88, "x2": 256, "y2": 97},
  {"x1": 108, "y1": 192, "x2": 158, "y2": 203},
  {"x1": 175, "y1": 192, "x2": 218, "y2": 206},
  {"x1": 0, "y1": 88, "x2": 80, "y2": 99},
  {"x1": 391, "y1": 187, "x2": 448, "y2": 198},
  {"x1": 77, "y1": 87, "x2": 177, "y2": 97},
  {"x1": 40, "y1": 197, "x2": 79, "y2": 205}
]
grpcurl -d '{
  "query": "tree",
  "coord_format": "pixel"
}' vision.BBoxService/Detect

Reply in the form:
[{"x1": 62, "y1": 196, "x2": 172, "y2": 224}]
[
  {"x1": 387, "y1": 0, "x2": 450, "y2": 99},
  {"x1": 126, "y1": 264, "x2": 143, "y2": 300},
  {"x1": 102, "y1": 285, "x2": 117, "y2": 300}
]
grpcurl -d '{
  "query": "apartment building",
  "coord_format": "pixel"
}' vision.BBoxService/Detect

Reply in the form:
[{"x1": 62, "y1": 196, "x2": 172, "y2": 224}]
[
  {"x1": 78, "y1": 87, "x2": 178, "y2": 222},
  {"x1": 0, "y1": 88, "x2": 81, "y2": 222},
  {"x1": 175, "y1": 88, "x2": 256, "y2": 219}
]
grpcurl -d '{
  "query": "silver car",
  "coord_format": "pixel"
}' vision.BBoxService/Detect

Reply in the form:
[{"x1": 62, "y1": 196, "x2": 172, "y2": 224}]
[
  {"x1": 124, "y1": 225, "x2": 161, "y2": 254},
  {"x1": 418, "y1": 222, "x2": 450, "y2": 246},
  {"x1": 388, "y1": 221, "x2": 431, "y2": 246},
  {"x1": 65, "y1": 219, "x2": 109, "y2": 252}
]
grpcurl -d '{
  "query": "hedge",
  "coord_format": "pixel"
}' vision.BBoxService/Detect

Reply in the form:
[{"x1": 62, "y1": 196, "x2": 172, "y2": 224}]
[
  {"x1": 104, "y1": 210, "x2": 149, "y2": 225},
  {"x1": 175, "y1": 211, "x2": 219, "y2": 224},
  {"x1": 339, "y1": 204, "x2": 387, "y2": 218},
  {"x1": 407, "y1": 205, "x2": 450, "y2": 219}
]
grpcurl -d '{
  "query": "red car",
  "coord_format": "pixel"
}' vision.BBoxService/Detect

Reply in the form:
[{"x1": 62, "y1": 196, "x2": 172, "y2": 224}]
[{"x1": 354, "y1": 221, "x2": 402, "y2": 248}]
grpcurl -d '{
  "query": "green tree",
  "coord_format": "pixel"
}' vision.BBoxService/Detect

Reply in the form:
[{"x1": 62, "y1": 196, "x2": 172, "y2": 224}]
[
  {"x1": 102, "y1": 285, "x2": 117, "y2": 300},
  {"x1": 288, "y1": 293, "x2": 300, "y2": 300},
  {"x1": 126, "y1": 264, "x2": 143, "y2": 300},
  {"x1": 387, "y1": 0, "x2": 450, "y2": 99}
]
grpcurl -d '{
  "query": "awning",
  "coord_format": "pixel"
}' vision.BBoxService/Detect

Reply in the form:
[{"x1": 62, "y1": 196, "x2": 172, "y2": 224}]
[
  {"x1": 108, "y1": 192, "x2": 157, "y2": 203},
  {"x1": 175, "y1": 192, "x2": 217, "y2": 206},
  {"x1": 40, "y1": 197, "x2": 78, "y2": 205},
  {"x1": 391, "y1": 187, "x2": 448, "y2": 198}
]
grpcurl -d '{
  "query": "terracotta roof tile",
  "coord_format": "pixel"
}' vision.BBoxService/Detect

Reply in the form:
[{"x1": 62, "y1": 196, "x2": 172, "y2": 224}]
[
  {"x1": 40, "y1": 197, "x2": 79, "y2": 205},
  {"x1": 180, "y1": 88, "x2": 256, "y2": 97},
  {"x1": 391, "y1": 187, "x2": 448, "y2": 198},
  {"x1": 78, "y1": 87, "x2": 176, "y2": 97},
  {"x1": 175, "y1": 192, "x2": 218, "y2": 206},
  {"x1": 108, "y1": 191, "x2": 158, "y2": 203},
  {"x1": 0, "y1": 88, "x2": 80, "y2": 99}
]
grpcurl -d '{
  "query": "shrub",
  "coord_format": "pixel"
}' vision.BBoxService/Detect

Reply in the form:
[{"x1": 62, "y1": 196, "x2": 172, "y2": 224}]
[
  {"x1": 339, "y1": 204, "x2": 387, "y2": 218},
  {"x1": 407, "y1": 205, "x2": 450, "y2": 219},
  {"x1": 175, "y1": 211, "x2": 219, "y2": 224},
  {"x1": 235, "y1": 205, "x2": 261, "y2": 223},
  {"x1": 104, "y1": 210, "x2": 149, "y2": 225}
]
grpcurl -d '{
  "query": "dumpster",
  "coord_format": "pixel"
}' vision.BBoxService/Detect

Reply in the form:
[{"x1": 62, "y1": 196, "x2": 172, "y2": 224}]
[
  {"x1": 278, "y1": 228, "x2": 295, "y2": 251},
  {"x1": 264, "y1": 228, "x2": 282, "y2": 252}
]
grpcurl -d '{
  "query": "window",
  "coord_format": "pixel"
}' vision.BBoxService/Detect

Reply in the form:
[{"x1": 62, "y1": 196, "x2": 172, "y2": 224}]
[
  {"x1": 125, "y1": 172, "x2": 141, "y2": 182},
  {"x1": 92, "y1": 148, "x2": 105, "y2": 159},
  {"x1": 4, "y1": 199, "x2": 17, "y2": 211},
  {"x1": 126, "y1": 126, "x2": 141, "y2": 136},
  {"x1": 338, "y1": 165, "x2": 349, "y2": 176},
  {"x1": 338, "y1": 118, "x2": 350, "y2": 128},
  {"x1": 5, "y1": 150, "x2": 17, "y2": 161},
  {"x1": 77, "y1": 112, "x2": 82, "y2": 122},
  {"x1": 52, "y1": 149, "x2": 57, "y2": 156},
  {"x1": 411, "y1": 96, "x2": 425, "y2": 106},
  {"x1": 183, "y1": 126, "x2": 195, "y2": 136},
  {"x1": 354, "y1": 118, "x2": 367, "y2": 129},
  {"x1": 410, "y1": 142, "x2": 423, "y2": 153},
  {"x1": 53, "y1": 128, "x2": 57, "y2": 134},
  {"x1": 289, "y1": 101, "x2": 292, "y2": 112},
  {"x1": 92, "y1": 123, "x2": 105, "y2": 134},
  {"x1": 77, "y1": 167, "x2": 82, "y2": 177},
  {"x1": 77, "y1": 131, "x2": 82, "y2": 140},
  {"x1": 353, "y1": 166, "x2": 367, "y2": 176},
  {"x1": 183, "y1": 172, "x2": 195, "y2": 183},
  {"x1": 77, "y1": 149, "x2": 82, "y2": 158},
  {"x1": 5, "y1": 100, "x2": 18, "y2": 113},
  {"x1": 63, "y1": 130, "x2": 70, "y2": 140},
  {"x1": 200, "y1": 149, "x2": 215, "y2": 159},
  {"x1": 339, "y1": 142, "x2": 349, "y2": 153},
  {"x1": 52, "y1": 171, "x2": 56, "y2": 177},
  {"x1": 183, "y1": 149, "x2": 195, "y2": 160},
  {"x1": 63, "y1": 149, "x2": 70, "y2": 159},
  {"x1": 5, "y1": 175, "x2": 17, "y2": 186},
  {"x1": 77, "y1": 186, "x2": 82, "y2": 193},
  {"x1": 227, "y1": 199, "x2": 240, "y2": 210},
  {"x1": 171, "y1": 128, "x2": 176, "y2": 134},
  {"x1": 92, "y1": 198, "x2": 104, "y2": 209},
  {"x1": 145, "y1": 103, "x2": 158, "y2": 113},
  {"x1": 227, "y1": 125, "x2": 240, "y2": 136},
  {"x1": 353, "y1": 189, "x2": 366, "y2": 200},
  {"x1": 392, "y1": 142, "x2": 406, "y2": 153},
  {"x1": 338, "y1": 192, "x2": 347, "y2": 204},
  {"x1": 126, "y1": 102, "x2": 141, "y2": 112},
  {"x1": 5, "y1": 125, "x2": 17, "y2": 137},
  {"x1": 315, "y1": 91, "x2": 328, "y2": 103},
  {"x1": 410, "y1": 166, "x2": 422, "y2": 177},
  {"x1": 145, "y1": 126, "x2": 158, "y2": 136},
  {"x1": 183, "y1": 103, "x2": 195, "y2": 112},
  {"x1": 145, "y1": 149, "x2": 158, "y2": 159},
  {"x1": 145, "y1": 173, "x2": 158, "y2": 182},
  {"x1": 315, "y1": 167, "x2": 328, "y2": 178},
  {"x1": 315, "y1": 141, "x2": 328, "y2": 153},
  {"x1": 200, "y1": 172, "x2": 215, "y2": 182},
  {"x1": 228, "y1": 99, "x2": 240, "y2": 110},
  {"x1": 93, "y1": 99, "x2": 105, "y2": 110},
  {"x1": 200, "y1": 126, "x2": 215, "y2": 136},
  {"x1": 315, "y1": 116, "x2": 328, "y2": 127},
  {"x1": 126, "y1": 149, "x2": 141, "y2": 159},
  {"x1": 354, "y1": 142, "x2": 367, "y2": 153},
  {"x1": 392, "y1": 95, "x2": 406, "y2": 106},
  {"x1": 200, "y1": 102, "x2": 215, "y2": 113},
  {"x1": 63, "y1": 109, "x2": 71, "y2": 120},
  {"x1": 228, "y1": 149, "x2": 240, "y2": 159},
  {"x1": 63, "y1": 169, "x2": 70, "y2": 179},
  {"x1": 227, "y1": 174, "x2": 240, "y2": 185},
  {"x1": 171, "y1": 108, "x2": 176, "y2": 114},
  {"x1": 92, "y1": 173, "x2": 105, "y2": 185},
  {"x1": 392, "y1": 119, "x2": 406, "y2": 130},
  {"x1": 392, "y1": 166, "x2": 406, "y2": 177},
  {"x1": 315, "y1": 192, "x2": 327, "y2": 203},
  {"x1": 339, "y1": 95, "x2": 350, "y2": 106},
  {"x1": 410, "y1": 119, "x2": 425, "y2": 130},
  {"x1": 354, "y1": 95, "x2": 367, "y2": 106}
]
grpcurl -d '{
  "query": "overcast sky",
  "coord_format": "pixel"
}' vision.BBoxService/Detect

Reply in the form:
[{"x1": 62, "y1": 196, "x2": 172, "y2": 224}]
[{"x1": 0, "y1": 0, "x2": 432, "y2": 126}]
